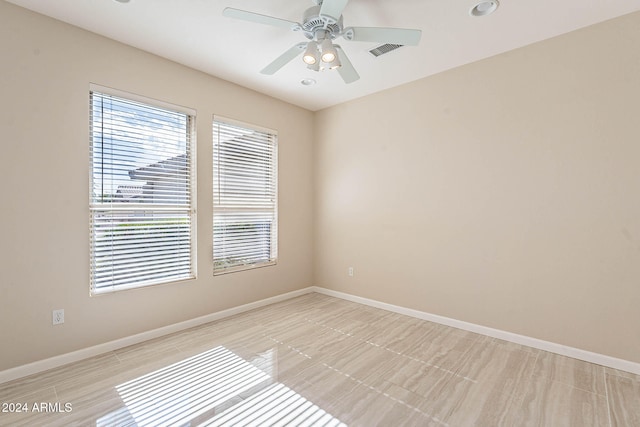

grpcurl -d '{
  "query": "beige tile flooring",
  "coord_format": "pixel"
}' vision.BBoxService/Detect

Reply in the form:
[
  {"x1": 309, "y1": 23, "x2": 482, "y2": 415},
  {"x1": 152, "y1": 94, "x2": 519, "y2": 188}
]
[{"x1": 0, "y1": 293, "x2": 638, "y2": 426}]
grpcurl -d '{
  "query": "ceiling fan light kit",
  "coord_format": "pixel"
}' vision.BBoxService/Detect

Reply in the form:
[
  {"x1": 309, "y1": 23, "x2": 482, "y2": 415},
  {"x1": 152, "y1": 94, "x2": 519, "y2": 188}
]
[
  {"x1": 307, "y1": 62, "x2": 320, "y2": 72},
  {"x1": 320, "y1": 38, "x2": 338, "y2": 63},
  {"x1": 328, "y1": 55, "x2": 342, "y2": 70},
  {"x1": 303, "y1": 41, "x2": 319, "y2": 65},
  {"x1": 222, "y1": 0, "x2": 422, "y2": 84}
]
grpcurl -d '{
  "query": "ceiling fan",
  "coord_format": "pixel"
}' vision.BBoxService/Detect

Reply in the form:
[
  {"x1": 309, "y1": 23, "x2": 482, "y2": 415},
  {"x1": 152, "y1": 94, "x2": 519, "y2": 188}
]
[{"x1": 223, "y1": 0, "x2": 422, "y2": 84}]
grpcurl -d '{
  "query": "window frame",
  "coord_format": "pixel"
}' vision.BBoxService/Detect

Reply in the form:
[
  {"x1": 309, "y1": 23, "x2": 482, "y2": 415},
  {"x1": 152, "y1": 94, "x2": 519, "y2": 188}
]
[
  {"x1": 89, "y1": 84, "x2": 197, "y2": 295},
  {"x1": 212, "y1": 116, "x2": 278, "y2": 275}
]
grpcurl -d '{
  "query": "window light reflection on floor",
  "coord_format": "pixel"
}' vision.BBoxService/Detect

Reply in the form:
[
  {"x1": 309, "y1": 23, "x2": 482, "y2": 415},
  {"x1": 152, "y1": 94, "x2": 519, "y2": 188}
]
[
  {"x1": 200, "y1": 382, "x2": 345, "y2": 427},
  {"x1": 97, "y1": 345, "x2": 346, "y2": 426}
]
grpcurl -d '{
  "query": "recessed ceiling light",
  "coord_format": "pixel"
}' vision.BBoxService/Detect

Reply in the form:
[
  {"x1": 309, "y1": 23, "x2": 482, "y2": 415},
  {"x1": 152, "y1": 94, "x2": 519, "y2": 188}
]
[
  {"x1": 114, "y1": 0, "x2": 131, "y2": 3},
  {"x1": 469, "y1": 0, "x2": 499, "y2": 17},
  {"x1": 301, "y1": 78, "x2": 316, "y2": 86}
]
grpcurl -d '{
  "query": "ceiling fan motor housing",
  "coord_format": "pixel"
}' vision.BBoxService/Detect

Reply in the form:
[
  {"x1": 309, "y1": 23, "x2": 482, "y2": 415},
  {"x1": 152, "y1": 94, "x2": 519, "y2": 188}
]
[{"x1": 300, "y1": 6, "x2": 343, "y2": 40}]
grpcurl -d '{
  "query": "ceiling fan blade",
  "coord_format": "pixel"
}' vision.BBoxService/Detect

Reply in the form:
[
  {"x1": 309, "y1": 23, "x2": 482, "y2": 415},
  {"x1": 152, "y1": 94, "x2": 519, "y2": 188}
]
[
  {"x1": 344, "y1": 27, "x2": 422, "y2": 46},
  {"x1": 319, "y1": 0, "x2": 349, "y2": 22},
  {"x1": 223, "y1": 8, "x2": 300, "y2": 30},
  {"x1": 260, "y1": 43, "x2": 306, "y2": 75},
  {"x1": 335, "y1": 46, "x2": 359, "y2": 84}
]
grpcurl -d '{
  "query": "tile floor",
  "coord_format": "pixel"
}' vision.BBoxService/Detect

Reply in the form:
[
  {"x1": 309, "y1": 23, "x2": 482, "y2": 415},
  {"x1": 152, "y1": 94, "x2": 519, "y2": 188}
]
[{"x1": 0, "y1": 293, "x2": 638, "y2": 426}]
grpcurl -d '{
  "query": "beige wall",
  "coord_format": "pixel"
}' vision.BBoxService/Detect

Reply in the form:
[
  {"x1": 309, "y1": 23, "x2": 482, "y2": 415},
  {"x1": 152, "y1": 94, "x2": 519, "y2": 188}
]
[
  {"x1": 314, "y1": 12, "x2": 640, "y2": 363},
  {"x1": 2, "y1": 0, "x2": 639, "y2": 373},
  {"x1": 0, "y1": 2, "x2": 314, "y2": 371}
]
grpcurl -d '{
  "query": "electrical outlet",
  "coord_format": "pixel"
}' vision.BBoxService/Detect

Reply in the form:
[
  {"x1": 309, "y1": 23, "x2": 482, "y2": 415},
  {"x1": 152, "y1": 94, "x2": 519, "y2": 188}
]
[
  {"x1": 348, "y1": 267, "x2": 354, "y2": 277},
  {"x1": 52, "y1": 309, "x2": 64, "y2": 325}
]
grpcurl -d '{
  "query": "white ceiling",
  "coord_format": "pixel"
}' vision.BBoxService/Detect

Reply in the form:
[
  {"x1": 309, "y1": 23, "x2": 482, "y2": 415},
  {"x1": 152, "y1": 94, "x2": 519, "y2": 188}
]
[{"x1": 6, "y1": 0, "x2": 640, "y2": 111}]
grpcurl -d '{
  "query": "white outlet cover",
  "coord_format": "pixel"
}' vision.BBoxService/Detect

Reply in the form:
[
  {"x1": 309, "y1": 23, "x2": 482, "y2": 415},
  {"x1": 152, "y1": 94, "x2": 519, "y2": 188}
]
[{"x1": 53, "y1": 309, "x2": 65, "y2": 325}]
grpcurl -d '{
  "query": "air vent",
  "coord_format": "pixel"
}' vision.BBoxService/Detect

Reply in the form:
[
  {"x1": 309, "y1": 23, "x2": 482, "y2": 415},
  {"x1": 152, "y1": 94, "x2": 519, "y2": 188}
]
[{"x1": 369, "y1": 44, "x2": 403, "y2": 57}]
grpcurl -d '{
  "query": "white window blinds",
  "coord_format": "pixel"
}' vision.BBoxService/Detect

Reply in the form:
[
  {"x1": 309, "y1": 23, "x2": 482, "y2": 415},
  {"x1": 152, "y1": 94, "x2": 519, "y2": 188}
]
[
  {"x1": 90, "y1": 89, "x2": 196, "y2": 294},
  {"x1": 213, "y1": 117, "x2": 278, "y2": 274}
]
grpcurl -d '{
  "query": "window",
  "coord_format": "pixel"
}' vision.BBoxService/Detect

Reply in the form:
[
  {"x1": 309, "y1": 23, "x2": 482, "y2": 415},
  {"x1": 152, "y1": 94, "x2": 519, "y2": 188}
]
[
  {"x1": 89, "y1": 87, "x2": 196, "y2": 294},
  {"x1": 213, "y1": 117, "x2": 278, "y2": 274}
]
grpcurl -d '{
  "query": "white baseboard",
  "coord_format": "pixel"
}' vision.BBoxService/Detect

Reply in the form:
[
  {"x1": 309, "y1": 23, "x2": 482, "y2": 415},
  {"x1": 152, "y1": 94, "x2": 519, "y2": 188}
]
[
  {"x1": 312, "y1": 286, "x2": 640, "y2": 376},
  {"x1": 0, "y1": 287, "x2": 315, "y2": 385},
  {"x1": 3, "y1": 285, "x2": 638, "y2": 385}
]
